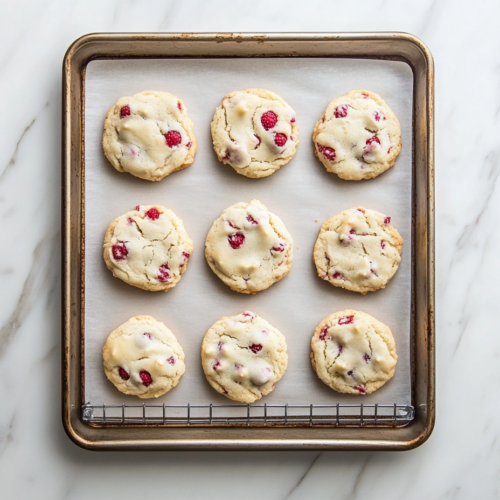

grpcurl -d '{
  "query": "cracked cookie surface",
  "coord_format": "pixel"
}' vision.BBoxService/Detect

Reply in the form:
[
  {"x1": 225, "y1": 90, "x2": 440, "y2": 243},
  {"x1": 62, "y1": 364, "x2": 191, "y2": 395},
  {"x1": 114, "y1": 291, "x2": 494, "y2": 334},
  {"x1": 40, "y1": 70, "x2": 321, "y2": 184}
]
[
  {"x1": 102, "y1": 90, "x2": 197, "y2": 181},
  {"x1": 205, "y1": 199, "x2": 293, "y2": 294},
  {"x1": 103, "y1": 204, "x2": 193, "y2": 292},
  {"x1": 310, "y1": 309, "x2": 397, "y2": 395},
  {"x1": 313, "y1": 207, "x2": 403, "y2": 294},
  {"x1": 201, "y1": 311, "x2": 288, "y2": 403},
  {"x1": 312, "y1": 90, "x2": 401, "y2": 180},
  {"x1": 103, "y1": 315, "x2": 186, "y2": 399},
  {"x1": 211, "y1": 89, "x2": 299, "y2": 178}
]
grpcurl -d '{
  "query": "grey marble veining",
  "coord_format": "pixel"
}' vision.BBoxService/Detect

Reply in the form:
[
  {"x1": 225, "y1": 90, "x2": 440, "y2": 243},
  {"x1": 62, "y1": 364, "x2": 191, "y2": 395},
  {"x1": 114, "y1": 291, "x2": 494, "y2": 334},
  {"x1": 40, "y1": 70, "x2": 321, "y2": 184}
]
[{"x1": 1, "y1": 0, "x2": 499, "y2": 498}]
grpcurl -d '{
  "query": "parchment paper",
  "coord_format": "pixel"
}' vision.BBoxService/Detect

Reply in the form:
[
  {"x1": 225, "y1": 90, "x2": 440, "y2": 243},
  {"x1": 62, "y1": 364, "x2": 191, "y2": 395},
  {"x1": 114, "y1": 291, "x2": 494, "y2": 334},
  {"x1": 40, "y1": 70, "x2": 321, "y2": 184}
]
[{"x1": 84, "y1": 58, "x2": 413, "y2": 411}]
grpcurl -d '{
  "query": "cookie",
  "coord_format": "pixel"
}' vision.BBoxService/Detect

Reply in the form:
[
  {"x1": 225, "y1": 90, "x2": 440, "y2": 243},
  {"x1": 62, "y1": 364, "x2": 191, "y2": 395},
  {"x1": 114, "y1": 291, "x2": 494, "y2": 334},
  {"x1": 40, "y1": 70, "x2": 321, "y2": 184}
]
[
  {"x1": 201, "y1": 311, "x2": 288, "y2": 403},
  {"x1": 103, "y1": 204, "x2": 193, "y2": 292},
  {"x1": 313, "y1": 207, "x2": 403, "y2": 294},
  {"x1": 204, "y1": 199, "x2": 293, "y2": 294},
  {"x1": 211, "y1": 89, "x2": 299, "y2": 178},
  {"x1": 103, "y1": 315, "x2": 186, "y2": 399},
  {"x1": 312, "y1": 90, "x2": 402, "y2": 180},
  {"x1": 310, "y1": 310, "x2": 397, "y2": 395},
  {"x1": 102, "y1": 91, "x2": 197, "y2": 181}
]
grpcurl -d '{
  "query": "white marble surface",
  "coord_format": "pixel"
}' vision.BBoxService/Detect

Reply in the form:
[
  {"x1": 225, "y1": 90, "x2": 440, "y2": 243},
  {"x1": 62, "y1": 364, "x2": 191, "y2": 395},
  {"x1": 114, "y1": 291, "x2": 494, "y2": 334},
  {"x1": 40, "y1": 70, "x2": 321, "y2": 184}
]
[{"x1": 0, "y1": 0, "x2": 498, "y2": 498}]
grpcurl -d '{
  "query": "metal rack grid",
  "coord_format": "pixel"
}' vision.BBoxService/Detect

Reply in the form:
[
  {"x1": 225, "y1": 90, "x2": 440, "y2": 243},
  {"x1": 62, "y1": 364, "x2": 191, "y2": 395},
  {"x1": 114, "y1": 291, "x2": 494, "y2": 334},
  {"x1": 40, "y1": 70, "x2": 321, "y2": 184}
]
[{"x1": 83, "y1": 403, "x2": 414, "y2": 427}]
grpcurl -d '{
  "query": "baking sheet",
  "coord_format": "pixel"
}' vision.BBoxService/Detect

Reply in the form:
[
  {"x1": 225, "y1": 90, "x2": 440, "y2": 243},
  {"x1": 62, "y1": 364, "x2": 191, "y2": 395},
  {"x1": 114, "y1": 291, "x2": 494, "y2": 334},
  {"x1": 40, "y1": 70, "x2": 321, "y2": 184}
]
[{"x1": 84, "y1": 58, "x2": 413, "y2": 411}]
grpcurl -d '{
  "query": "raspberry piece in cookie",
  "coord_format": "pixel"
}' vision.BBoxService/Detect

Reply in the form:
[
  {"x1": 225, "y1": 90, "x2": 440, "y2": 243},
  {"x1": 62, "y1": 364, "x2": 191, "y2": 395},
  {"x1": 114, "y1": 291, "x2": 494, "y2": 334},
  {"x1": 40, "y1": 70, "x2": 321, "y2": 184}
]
[
  {"x1": 313, "y1": 207, "x2": 403, "y2": 294},
  {"x1": 201, "y1": 312, "x2": 288, "y2": 403},
  {"x1": 103, "y1": 315, "x2": 186, "y2": 399},
  {"x1": 204, "y1": 199, "x2": 293, "y2": 294},
  {"x1": 228, "y1": 232, "x2": 245, "y2": 249},
  {"x1": 103, "y1": 91, "x2": 197, "y2": 181},
  {"x1": 310, "y1": 310, "x2": 398, "y2": 395},
  {"x1": 274, "y1": 133, "x2": 288, "y2": 147},
  {"x1": 261, "y1": 111, "x2": 278, "y2": 130},
  {"x1": 120, "y1": 105, "x2": 131, "y2": 117},
  {"x1": 103, "y1": 204, "x2": 193, "y2": 292},
  {"x1": 210, "y1": 89, "x2": 299, "y2": 178},
  {"x1": 312, "y1": 90, "x2": 402, "y2": 180},
  {"x1": 112, "y1": 242, "x2": 128, "y2": 261},
  {"x1": 164, "y1": 130, "x2": 182, "y2": 148}
]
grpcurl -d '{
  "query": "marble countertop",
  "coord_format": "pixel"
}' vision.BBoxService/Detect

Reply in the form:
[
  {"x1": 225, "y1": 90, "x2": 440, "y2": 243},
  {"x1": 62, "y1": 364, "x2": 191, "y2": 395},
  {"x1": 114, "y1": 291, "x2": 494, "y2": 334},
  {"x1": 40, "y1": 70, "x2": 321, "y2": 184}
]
[{"x1": 1, "y1": 1, "x2": 498, "y2": 498}]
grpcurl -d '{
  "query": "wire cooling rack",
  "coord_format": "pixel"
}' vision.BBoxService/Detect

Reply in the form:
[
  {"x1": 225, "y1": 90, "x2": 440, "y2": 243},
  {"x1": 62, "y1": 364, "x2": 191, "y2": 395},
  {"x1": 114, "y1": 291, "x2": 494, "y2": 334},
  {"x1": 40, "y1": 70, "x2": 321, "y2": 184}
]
[{"x1": 82, "y1": 403, "x2": 414, "y2": 427}]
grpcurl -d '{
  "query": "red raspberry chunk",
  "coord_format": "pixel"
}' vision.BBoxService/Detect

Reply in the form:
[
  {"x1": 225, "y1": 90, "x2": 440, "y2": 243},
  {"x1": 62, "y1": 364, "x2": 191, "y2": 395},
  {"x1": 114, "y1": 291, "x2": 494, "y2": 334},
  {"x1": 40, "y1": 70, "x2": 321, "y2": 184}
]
[
  {"x1": 332, "y1": 271, "x2": 343, "y2": 279},
  {"x1": 112, "y1": 242, "x2": 128, "y2": 261},
  {"x1": 228, "y1": 233, "x2": 245, "y2": 249},
  {"x1": 319, "y1": 325, "x2": 329, "y2": 341},
  {"x1": 213, "y1": 361, "x2": 221, "y2": 370},
  {"x1": 250, "y1": 344, "x2": 263, "y2": 353},
  {"x1": 384, "y1": 216, "x2": 391, "y2": 224},
  {"x1": 242, "y1": 311, "x2": 256, "y2": 319},
  {"x1": 355, "y1": 385, "x2": 367, "y2": 394},
  {"x1": 120, "y1": 105, "x2": 131, "y2": 117},
  {"x1": 135, "y1": 205, "x2": 140, "y2": 211},
  {"x1": 186, "y1": 141, "x2": 192, "y2": 149},
  {"x1": 246, "y1": 215, "x2": 258, "y2": 225},
  {"x1": 373, "y1": 111, "x2": 383, "y2": 122},
  {"x1": 334, "y1": 105, "x2": 349, "y2": 118},
  {"x1": 182, "y1": 251, "x2": 191, "y2": 262},
  {"x1": 363, "y1": 354, "x2": 371, "y2": 363},
  {"x1": 338, "y1": 315, "x2": 354, "y2": 325},
  {"x1": 145, "y1": 208, "x2": 160, "y2": 220},
  {"x1": 118, "y1": 367, "x2": 129, "y2": 380},
  {"x1": 177, "y1": 101, "x2": 182, "y2": 111},
  {"x1": 366, "y1": 136, "x2": 380, "y2": 147},
  {"x1": 165, "y1": 130, "x2": 182, "y2": 148},
  {"x1": 158, "y1": 264, "x2": 171, "y2": 282},
  {"x1": 317, "y1": 144, "x2": 336, "y2": 161},
  {"x1": 274, "y1": 133, "x2": 287, "y2": 147},
  {"x1": 261, "y1": 111, "x2": 278, "y2": 130},
  {"x1": 167, "y1": 356, "x2": 176, "y2": 365},
  {"x1": 272, "y1": 241, "x2": 286, "y2": 252},
  {"x1": 139, "y1": 370, "x2": 152, "y2": 386},
  {"x1": 381, "y1": 240, "x2": 386, "y2": 249}
]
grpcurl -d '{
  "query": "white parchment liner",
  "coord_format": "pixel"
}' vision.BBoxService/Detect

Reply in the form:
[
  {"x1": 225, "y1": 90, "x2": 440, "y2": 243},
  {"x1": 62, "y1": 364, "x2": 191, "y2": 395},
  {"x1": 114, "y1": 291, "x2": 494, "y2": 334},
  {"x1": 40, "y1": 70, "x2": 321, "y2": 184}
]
[{"x1": 84, "y1": 58, "x2": 413, "y2": 413}]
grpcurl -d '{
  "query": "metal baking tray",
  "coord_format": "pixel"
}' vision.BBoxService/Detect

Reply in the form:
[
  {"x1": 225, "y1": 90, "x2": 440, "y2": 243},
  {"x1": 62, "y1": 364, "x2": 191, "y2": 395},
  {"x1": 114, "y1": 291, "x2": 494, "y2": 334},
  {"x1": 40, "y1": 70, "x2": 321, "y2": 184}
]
[{"x1": 62, "y1": 32, "x2": 435, "y2": 451}]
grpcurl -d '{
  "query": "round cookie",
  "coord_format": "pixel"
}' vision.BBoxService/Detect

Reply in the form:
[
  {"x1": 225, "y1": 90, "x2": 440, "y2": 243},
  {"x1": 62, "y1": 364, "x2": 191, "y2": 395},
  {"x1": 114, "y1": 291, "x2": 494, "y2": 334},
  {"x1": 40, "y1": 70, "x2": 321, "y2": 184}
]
[
  {"x1": 103, "y1": 315, "x2": 186, "y2": 399},
  {"x1": 103, "y1": 91, "x2": 197, "y2": 181},
  {"x1": 311, "y1": 310, "x2": 398, "y2": 395},
  {"x1": 211, "y1": 89, "x2": 299, "y2": 178},
  {"x1": 313, "y1": 207, "x2": 403, "y2": 294},
  {"x1": 103, "y1": 204, "x2": 193, "y2": 292},
  {"x1": 205, "y1": 199, "x2": 293, "y2": 294},
  {"x1": 201, "y1": 311, "x2": 288, "y2": 403},
  {"x1": 312, "y1": 90, "x2": 402, "y2": 180}
]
